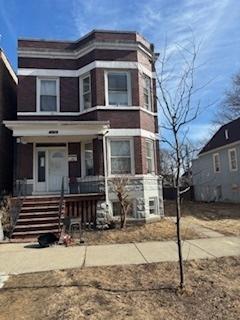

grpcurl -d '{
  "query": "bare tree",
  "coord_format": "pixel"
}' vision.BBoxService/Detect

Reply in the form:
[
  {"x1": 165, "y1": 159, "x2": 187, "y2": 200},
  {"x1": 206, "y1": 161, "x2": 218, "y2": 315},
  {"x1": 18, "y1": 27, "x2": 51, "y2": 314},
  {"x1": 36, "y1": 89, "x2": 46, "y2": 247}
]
[
  {"x1": 110, "y1": 176, "x2": 131, "y2": 228},
  {"x1": 215, "y1": 71, "x2": 240, "y2": 124},
  {"x1": 155, "y1": 38, "x2": 204, "y2": 289}
]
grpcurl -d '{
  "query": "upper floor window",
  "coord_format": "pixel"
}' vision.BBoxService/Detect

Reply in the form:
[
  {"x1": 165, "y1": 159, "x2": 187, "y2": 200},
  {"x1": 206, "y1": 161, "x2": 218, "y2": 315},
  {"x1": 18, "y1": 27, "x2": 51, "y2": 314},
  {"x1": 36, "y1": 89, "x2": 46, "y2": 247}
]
[
  {"x1": 109, "y1": 139, "x2": 134, "y2": 175},
  {"x1": 38, "y1": 79, "x2": 59, "y2": 112},
  {"x1": 143, "y1": 74, "x2": 152, "y2": 111},
  {"x1": 80, "y1": 74, "x2": 91, "y2": 111},
  {"x1": 105, "y1": 71, "x2": 131, "y2": 106},
  {"x1": 228, "y1": 148, "x2": 238, "y2": 171},
  {"x1": 213, "y1": 153, "x2": 220, "y2": 173},
  {"x1": 146, "y1": 140, "x2": 155, "y2": 173}
]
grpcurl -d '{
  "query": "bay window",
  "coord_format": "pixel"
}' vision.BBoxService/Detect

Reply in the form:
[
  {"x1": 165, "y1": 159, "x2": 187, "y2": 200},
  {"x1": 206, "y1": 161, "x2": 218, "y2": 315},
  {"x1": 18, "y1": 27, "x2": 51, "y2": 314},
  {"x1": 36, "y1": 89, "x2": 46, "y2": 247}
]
[
  {"x1": 39, "y1": 79, "x2": 58, "y2": 112},
  {"x1": 81, "y1": 74, "x2": 91, "y2": 110},
  {"x1": 143, "y1": 74, "x2": 152, "y2": 111},
  {"x1": 106, "y1": 71, "x2": 131, "y2": 106},
  {"x1": 146, "y1": 140, "x2": 155, "y2": 173},
  {"x1": 109, "y1": 139, "x2": 133, "y2": 174}
]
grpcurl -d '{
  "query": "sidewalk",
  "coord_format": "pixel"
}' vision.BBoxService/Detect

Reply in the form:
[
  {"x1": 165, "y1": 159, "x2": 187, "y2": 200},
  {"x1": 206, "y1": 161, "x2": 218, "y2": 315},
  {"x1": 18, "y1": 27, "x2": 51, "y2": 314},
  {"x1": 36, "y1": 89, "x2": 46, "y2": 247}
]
[{"x1": 0, "y1": 236, "x2": 239, "y2": 275}]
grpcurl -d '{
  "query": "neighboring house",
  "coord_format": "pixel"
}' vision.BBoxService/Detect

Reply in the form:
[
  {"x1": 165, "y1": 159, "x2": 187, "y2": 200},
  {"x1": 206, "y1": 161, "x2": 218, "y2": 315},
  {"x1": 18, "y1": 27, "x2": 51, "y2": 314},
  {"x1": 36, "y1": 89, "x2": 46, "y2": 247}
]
[
  {"x1": 192, "y1": 117, "x2": 240, "y2": 203},
  {"x1": 4, "y1": 30, "x2": 164, "y2": 237},
  {"x1": 0, "y1": 49, "x2": 17, "y2": 196}
]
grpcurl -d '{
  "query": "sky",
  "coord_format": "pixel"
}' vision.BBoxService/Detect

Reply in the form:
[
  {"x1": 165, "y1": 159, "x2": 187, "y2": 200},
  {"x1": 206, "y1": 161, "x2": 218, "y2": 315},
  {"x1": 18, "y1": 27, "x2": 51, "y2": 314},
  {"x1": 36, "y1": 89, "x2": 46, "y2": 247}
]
[{"x1": 0, "y1": 0, "x2": 240, "y2": 143}]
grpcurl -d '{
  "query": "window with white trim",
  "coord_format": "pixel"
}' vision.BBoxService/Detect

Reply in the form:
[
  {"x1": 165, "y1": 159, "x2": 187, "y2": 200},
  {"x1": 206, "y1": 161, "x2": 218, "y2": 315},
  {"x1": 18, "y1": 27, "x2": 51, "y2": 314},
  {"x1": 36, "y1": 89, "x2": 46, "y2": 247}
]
[
  {"x1": 39, "y1": 79, "x2": 58, "y2": 112},
  {"x1": 109, "y1": 139, "x2": 133, "y2": 174},
  {"x1": 228, "y1": 148, "x2": 238, "y2": 171},
  {"x1": 81, "y1": 74, "x2": 91, "y2": 110},
  {"x1": 149, "y1": 197, "x2": 158, "y2": 215},
  {"x1": 146, "y1": 140, "x2": 155, "y2": 173},
  {"x1": 143, "y1": 74, "x2": 152, "y2": 110},
  {"x1": 106, "y1": 71, "x2": 131, "y2": 106},
  {"x1": 84, "y1": 142, "x2": 94, "y2": 176},
  {"x1": 213, "y1": 153, "x2": 220, "y2": 173}
]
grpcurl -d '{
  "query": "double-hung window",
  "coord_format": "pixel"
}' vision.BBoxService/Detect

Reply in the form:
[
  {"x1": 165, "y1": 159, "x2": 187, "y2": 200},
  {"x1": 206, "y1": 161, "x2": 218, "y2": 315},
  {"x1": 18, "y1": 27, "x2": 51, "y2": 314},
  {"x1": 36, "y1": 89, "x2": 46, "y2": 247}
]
[
  {"x1": 213, "y1": 153, "x2": 220, "y2": 173},
  {"x1": 228, "y1": 148, "x2": 238, "y2": 171},
  {"x1": 39, "y1": 79, "x2": 58, "y2": 112},
  {"x1": 146, "y1": 140, "x2": 155, "y2": 173},
  {"x1": 110, "y1": 139, "x2": 133, "y2": 174},
  {"x1": 84, "y1": 143, "x2": 94, "y2": 176},
  {"x1": 149, "y1": 198, "x2": 158, "y2": 215},
  {"x1": 81, "y1": 74, "x2": 91, "y2": 110},
  {"x1": 143, "y1": 74, "x2": 152, "y2": 111},
  {"x1": 106, "y1": 71, "x2": 131, "y2": 106}
]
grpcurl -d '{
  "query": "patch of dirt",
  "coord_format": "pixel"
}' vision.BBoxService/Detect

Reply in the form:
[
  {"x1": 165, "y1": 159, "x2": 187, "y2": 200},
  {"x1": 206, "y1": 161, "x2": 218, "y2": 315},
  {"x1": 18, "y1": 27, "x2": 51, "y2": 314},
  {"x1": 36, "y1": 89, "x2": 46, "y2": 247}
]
[
  {"x1": 80, "y1": 219, "x2": 200, "y2": 245},
  {"x1": 0, "y1": 257, "x2": 239, "y2": 320},
  {"x1": 165, "y1": 200, "x2": 240, "y2": 236}
]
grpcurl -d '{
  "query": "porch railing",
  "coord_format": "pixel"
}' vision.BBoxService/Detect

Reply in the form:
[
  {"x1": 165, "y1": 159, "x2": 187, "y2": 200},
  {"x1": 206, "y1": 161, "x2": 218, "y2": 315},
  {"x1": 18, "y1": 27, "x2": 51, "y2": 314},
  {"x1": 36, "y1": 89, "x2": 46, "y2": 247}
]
[
  {"x1": 10, "y1": 178, "x2": 27, "y2": 231},
  {"x1": 64, "y1": 194, "x2": 104, "y2": 228}
]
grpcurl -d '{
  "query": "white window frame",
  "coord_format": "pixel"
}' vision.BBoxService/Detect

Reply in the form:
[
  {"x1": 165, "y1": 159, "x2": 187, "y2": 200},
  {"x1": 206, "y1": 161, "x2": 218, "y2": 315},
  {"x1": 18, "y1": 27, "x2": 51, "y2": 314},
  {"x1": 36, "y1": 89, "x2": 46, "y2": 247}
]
[
  {"x1": 104, "y1": 70, "x2": 132, "y2": 106},
  {"x1": 149, "y1": 197, "x2": 159, "y2": 215},
  {"x1": 36, "y1": 77, "x2": 60, "y2": 113},
  {"x1": 80, "y1": 73, "x2": 91, "y2": 111},
  {"x1": 213, "y1": 153, "x2": 220, "y2": 173},
  {"x1": 107, "y1": 137, "x2": 135, "y2": 176},
  {"x1": 146, "y1": 139, "x2": 155, "y2": 174},
  {"x1": 81, "y1": 141, "x2": 94, "y2": 177},
  {"x1": 143, "y1": 74, "x2": 152, "y2": 111},
  {"x1": 228, "y1": 148, "x2": 238, "y2": 171}
]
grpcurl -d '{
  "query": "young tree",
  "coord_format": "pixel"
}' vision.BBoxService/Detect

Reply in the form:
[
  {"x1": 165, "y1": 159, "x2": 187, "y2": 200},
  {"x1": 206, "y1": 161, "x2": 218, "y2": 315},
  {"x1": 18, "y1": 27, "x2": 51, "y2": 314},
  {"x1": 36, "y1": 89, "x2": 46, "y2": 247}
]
[
  {"x1": 215, "y1": 71, "x2": 240, "y2": 124},
  {"x1": 110, "y1": 176, "x2": 131, "y2": 228},
  {"x1": 155, "y1": 38, "x2": 204, "y2": 289}
]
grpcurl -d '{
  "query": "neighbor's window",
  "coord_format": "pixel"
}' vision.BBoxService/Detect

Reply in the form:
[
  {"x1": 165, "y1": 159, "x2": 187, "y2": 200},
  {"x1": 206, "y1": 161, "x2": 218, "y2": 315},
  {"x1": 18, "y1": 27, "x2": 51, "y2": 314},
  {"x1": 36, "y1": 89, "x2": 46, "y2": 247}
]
[
  {"x1": 143, "y1": 74, "x2": 151, "y2": 110},
  {"x1": 39, "y1": 79, "x2": 58, "y2": 111},
  {"x1": 213, "y1": 153, "x2": 220, "y2": 173},
  {"x1": 110, "y1": 140, "x2": 132, "y2": 174},
  {"x1": 228, "y1": 148, "x2": 238, "y2": 171},
  {"x1": 146, "y1": 140, "x2": 155, "y2": 173},
  {"x1": 112, "y1": 201, "x2": 122, "y2": 217},
  {"x1": 81, "y1": 74, "x2": 91, "y2": 110},
  {"x1": 84, "y1": 143, "x2": 93, "y2": 176},
  {"x1": 107, "y1": 72, "x2": 130, "y2": 106},
  {"x1": 149, "y1": 198, "x2": 158, "y2": 215}
]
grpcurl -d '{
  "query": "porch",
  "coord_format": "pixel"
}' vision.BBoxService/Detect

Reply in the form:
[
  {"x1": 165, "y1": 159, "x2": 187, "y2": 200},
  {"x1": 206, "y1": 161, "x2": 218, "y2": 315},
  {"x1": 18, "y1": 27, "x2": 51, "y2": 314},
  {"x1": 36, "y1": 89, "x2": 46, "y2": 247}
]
[{"x1": 4, "y1": 120, "x2": 109, "y2": 197}]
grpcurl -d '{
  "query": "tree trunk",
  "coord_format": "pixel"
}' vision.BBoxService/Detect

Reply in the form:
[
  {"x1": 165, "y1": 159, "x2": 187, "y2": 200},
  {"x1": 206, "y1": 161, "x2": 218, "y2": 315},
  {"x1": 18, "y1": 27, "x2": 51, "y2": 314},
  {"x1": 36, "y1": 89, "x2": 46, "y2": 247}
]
[{"x1": 176, "y1": 185, "x2": 184, "y2": 289}]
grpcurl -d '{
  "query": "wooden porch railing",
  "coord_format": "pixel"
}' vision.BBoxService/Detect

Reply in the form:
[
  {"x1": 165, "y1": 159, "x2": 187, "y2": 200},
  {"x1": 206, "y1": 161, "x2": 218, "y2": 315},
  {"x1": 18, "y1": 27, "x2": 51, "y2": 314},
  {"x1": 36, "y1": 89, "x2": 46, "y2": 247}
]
[{"x1": 64, "y1": 194, "x2": 104, "y2": 228}]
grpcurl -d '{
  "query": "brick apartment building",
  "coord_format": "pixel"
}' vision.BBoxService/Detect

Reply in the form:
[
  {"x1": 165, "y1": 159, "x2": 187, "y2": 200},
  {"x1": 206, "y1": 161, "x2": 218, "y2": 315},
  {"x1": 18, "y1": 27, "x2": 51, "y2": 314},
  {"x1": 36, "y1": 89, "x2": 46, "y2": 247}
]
[
  {"x1": 0, "y1": 49, "x2": 17, "y2": 196},
  {"x1": 5, "y1": 30, "x2": 164, "y2": 237}
]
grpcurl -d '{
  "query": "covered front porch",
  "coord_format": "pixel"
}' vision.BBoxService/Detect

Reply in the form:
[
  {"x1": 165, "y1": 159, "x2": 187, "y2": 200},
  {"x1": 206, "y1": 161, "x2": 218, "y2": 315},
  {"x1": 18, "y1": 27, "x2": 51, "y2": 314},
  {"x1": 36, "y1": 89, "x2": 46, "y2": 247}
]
[{"x1": 4, "y1": 120, "x2": 109, "y2": 197}]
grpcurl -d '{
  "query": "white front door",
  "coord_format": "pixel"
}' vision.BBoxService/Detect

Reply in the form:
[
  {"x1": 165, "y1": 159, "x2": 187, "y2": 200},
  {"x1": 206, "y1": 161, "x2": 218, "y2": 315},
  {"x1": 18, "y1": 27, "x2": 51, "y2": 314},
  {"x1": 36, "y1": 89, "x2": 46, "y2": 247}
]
[
  {"x1": 48, "y1": 149, "x2": 67, "y2": 192},
  {"x1": 35, "y1": 147, "x2": 68, "y2": 193}
]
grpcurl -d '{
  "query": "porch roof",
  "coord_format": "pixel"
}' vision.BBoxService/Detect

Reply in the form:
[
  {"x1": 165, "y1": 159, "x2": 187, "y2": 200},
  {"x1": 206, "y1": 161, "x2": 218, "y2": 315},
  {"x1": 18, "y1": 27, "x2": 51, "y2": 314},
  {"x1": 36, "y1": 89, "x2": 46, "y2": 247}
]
[{"x1": 4, "y1": 120, "x2": 110, "y2": 137}]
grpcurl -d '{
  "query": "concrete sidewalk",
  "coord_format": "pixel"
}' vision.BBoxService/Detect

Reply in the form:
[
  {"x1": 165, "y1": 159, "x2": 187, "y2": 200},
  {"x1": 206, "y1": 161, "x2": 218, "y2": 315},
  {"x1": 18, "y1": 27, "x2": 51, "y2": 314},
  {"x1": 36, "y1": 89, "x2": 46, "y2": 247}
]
[{"x1": 0, "y1": 236, "x2": 239, "y2": 275}]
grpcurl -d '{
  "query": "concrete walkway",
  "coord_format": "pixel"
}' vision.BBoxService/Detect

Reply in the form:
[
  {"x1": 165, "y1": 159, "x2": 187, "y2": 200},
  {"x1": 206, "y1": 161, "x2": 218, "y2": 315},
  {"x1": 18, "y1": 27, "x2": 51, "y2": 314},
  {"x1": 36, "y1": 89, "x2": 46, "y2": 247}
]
[{"x1": 0, "y1": 236, "x2": 239, "y2": 275}]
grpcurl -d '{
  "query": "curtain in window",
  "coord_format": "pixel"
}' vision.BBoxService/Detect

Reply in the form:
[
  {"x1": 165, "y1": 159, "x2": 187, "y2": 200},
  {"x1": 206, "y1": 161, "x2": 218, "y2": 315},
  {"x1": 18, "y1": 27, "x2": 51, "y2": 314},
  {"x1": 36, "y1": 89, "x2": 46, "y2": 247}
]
[
  {"x1": 40, "y1": 80, "x2": 57, "y2": 111},
  {"x1": 108, "y1": 73, "x2": 128, "y2": 105},
  {"x1": 110, "y1": 141, "x2": 131, "y2": 174}
]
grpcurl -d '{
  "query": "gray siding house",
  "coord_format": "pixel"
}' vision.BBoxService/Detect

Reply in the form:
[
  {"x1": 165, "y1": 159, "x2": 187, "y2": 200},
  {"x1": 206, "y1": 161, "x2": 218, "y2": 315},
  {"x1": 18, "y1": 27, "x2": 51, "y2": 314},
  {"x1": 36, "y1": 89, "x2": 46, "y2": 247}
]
[{"x1": 192, "y1": 118, "x2": 240, "y2": 203}]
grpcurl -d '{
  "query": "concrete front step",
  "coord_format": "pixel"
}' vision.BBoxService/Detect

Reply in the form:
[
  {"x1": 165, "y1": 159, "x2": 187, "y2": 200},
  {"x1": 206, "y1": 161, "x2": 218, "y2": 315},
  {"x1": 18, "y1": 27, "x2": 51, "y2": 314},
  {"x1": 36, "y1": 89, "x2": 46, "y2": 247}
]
[
  {"x1": 17, "y1": 217, "x2": 59, "y2": 225},
  {"x1": 21, "y1": 206, "x2": 59, "y2": 213},
  {"x1": 22, "y1": 201, "x2": 60, "y2": 207},
  {"x1": 11, "y1": 229, "x2": 60, "y2": 239},
  {"x1": 14, "y1": 223, "x2": 62, "y2": 232}
]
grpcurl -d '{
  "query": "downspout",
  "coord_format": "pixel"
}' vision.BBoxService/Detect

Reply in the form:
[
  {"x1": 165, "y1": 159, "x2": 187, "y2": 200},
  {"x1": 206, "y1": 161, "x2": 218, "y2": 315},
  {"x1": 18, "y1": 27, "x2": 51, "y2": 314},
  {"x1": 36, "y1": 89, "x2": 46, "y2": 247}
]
[{"x1": 103, "y1": 130, "x2": 109, "y2": 205}]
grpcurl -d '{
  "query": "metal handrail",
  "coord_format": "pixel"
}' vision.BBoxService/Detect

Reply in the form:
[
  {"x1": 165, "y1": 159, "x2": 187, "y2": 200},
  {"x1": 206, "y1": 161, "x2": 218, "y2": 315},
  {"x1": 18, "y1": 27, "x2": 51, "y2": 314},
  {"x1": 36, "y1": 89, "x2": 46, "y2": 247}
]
[
  {"x1": 10, "y1": 178, "x2": 27, "y2": 234},
  {"x1": 58, "y1": 176, "x2": 65, "y2": 238}
]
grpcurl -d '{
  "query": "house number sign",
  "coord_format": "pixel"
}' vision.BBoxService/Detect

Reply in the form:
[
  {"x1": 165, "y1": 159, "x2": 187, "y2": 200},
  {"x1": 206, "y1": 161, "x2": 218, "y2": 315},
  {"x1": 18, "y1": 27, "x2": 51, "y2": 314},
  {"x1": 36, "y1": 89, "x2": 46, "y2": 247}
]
[{"x1": 68, "y1": 154, "x2": 78, "y2": 162}]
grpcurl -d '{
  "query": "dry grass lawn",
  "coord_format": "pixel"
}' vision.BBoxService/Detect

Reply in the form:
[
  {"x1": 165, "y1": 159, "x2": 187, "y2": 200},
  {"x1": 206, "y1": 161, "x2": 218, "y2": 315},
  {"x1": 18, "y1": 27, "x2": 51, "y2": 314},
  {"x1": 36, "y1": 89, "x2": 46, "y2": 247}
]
[
  {"x1": 165, "y1": 200, "x2": 240, "y2": 236},
  {"x1": 0, "y1": 257, "x2": 239, "y2": 320},
  {"x1": 80, "y1": 219, "x2": 200, "y2": 245}
]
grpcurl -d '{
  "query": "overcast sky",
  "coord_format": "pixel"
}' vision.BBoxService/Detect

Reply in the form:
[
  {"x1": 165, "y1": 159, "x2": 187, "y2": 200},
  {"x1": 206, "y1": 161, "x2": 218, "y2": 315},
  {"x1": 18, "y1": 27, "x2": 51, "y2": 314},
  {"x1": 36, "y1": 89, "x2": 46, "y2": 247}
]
[{"x1": 0, "y1": 0, "x2": 239, "y2": 142}]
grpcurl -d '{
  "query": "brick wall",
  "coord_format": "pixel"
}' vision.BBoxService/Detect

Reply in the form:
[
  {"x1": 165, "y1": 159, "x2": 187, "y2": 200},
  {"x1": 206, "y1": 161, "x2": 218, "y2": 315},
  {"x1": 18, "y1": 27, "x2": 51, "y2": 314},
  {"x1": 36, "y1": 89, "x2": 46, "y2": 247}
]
[
  {"x1": 60, "y1": 77, "x2": 79, "y2": 112},
  {"x1": 16, "y1": 143, "x2": 33, "y2": 179}
]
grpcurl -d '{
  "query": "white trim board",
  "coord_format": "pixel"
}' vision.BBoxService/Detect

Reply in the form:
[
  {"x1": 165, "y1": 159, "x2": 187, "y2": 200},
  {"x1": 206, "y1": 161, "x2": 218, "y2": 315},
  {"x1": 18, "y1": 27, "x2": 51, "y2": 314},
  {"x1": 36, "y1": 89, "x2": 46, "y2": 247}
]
[
  {"x1": 18, "y1": 61, "x2": 154, "y2": 79},
  {"x1": 17, "y1": 106, "x2": 158, "y2": 117}
]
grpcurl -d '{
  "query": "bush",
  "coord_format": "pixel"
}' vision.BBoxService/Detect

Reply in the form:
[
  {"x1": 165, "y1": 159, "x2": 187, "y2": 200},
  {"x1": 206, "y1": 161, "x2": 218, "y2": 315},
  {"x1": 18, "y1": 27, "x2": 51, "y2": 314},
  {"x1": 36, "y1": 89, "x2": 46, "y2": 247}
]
[{"x1": 0, "y1": 196, "x2": 12, "y2": 238}]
